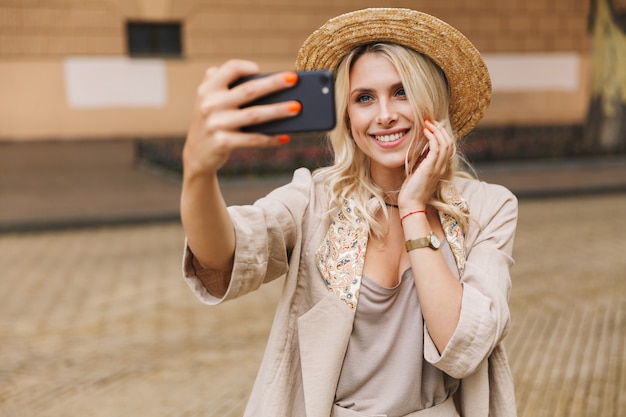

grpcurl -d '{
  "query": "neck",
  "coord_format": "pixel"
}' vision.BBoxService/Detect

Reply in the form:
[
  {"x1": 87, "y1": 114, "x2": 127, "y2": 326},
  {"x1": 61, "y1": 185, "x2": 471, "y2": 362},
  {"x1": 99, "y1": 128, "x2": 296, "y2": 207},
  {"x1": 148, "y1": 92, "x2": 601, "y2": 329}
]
[{"x1": 370, "y1": 166, "x2": 405, "y2": 193}]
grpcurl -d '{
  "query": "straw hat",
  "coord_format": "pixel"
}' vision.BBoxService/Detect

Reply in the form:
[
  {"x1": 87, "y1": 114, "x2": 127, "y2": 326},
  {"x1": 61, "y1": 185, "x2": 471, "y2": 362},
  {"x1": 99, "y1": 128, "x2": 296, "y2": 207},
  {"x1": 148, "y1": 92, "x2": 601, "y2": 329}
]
[{"x1": 295, "y1": 8, "x2": 491, "y2": 139}]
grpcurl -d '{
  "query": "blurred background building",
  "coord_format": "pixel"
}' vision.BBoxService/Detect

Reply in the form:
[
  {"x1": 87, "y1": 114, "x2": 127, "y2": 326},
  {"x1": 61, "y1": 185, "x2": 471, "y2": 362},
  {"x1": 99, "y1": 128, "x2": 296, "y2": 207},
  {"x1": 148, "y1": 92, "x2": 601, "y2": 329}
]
[{"x1": 0, "y1": 0, "x2": 624, "y2": 173}]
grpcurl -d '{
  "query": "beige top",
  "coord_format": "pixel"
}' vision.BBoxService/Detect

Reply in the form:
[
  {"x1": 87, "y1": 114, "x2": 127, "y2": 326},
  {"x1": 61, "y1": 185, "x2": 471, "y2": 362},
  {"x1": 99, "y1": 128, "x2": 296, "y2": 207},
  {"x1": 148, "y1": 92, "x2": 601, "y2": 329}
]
[
  {"x1": 336, "y1": 267, "x2": 459, "y2": 416},
  {"x1": 182, "y1": 168, "x2": 519, "y2": 417}
]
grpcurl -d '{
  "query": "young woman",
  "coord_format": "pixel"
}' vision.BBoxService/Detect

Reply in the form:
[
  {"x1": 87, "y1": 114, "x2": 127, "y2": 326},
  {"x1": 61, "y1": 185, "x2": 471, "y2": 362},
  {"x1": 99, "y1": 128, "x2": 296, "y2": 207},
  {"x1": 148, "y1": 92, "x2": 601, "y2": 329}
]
[{"x1": 181, "y1": 8, "x2": 518, "y2": 417}]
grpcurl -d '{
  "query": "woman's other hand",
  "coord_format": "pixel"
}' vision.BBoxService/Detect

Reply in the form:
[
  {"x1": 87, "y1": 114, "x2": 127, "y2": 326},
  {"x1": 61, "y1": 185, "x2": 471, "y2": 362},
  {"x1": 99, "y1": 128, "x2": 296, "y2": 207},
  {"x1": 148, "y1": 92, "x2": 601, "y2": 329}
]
[{"x1": 398, "y1": 120, "x2": 454, "y2": 210}]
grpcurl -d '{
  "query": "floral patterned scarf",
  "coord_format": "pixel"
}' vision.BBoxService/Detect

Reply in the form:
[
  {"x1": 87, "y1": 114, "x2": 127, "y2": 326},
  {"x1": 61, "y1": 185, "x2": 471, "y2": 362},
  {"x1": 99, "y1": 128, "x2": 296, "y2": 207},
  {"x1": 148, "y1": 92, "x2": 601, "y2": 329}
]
[{"x1": 316, "y1": 184, "x2": 469, "y2": 309}]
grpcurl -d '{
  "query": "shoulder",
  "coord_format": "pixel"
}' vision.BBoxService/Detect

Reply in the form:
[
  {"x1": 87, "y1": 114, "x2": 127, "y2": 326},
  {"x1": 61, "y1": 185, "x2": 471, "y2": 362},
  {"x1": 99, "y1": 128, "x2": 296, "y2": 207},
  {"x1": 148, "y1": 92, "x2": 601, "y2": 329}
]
[
  {"x1": 452, "y1": 176, "x2": 518, "y2": 264},
  {"x1": 256, "y1": 168, "x2": 328, "y2": 216},
  {"x1": 453, "y1": 176, "x2": 517, "y2": 211},
  {"x1": 452, "y1": 176, "x2": 518, "y2": 230},
  {"x1": 264, "y1": 168, "x2": 316, "y2": 201},
  {"x1": 453, "y1": 175, "x2": 516, "y2": 202},
  {"x1": 270, "y1": 167, "x2": 324, "y2": 193}
]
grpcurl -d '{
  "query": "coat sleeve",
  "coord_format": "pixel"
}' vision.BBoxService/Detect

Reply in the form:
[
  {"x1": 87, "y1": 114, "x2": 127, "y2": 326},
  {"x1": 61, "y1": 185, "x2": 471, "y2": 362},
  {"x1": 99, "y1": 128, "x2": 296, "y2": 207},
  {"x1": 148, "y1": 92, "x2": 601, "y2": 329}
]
[
  {"x1": 182, "y1": 168, "x2": 314, "y2": 305},
  {"x1": 424, "y1": 180, "x2": 518, "y2": 379}
]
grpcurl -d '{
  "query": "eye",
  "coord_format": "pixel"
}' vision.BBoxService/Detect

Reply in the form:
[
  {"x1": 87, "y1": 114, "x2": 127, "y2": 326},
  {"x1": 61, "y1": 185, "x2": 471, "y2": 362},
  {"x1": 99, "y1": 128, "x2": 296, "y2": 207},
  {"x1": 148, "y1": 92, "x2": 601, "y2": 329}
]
[
  {"x1": 356, "y1": 94, "x2": 373, "y2": 103},
  {"x1": 395, "y1": 87, "x2": 407, "y2": 98}
]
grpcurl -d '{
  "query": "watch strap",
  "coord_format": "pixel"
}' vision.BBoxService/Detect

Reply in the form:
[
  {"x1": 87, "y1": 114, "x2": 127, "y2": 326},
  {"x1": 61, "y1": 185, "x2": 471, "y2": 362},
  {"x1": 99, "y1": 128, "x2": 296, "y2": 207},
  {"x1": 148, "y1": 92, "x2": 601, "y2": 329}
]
[
  {"x1": 406, "y1": 232, "x2": 440, "y2": 251},
  {"x1": 405, "y1": 236, "x2": 430, "y2": 251}
]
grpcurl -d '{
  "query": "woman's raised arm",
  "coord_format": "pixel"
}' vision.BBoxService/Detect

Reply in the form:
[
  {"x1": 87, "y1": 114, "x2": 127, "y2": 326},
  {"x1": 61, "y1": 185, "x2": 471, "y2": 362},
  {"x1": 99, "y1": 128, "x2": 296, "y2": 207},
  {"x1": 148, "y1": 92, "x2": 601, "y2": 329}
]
[{"x1": 180, "y1": 60, "x2": 300, "y2": 270}]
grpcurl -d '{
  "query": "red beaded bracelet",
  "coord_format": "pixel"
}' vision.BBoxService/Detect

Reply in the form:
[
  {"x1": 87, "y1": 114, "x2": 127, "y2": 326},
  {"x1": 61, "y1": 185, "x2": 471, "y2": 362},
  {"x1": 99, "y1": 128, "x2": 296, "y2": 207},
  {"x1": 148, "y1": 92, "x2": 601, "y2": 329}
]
[{"x1": 400, "y1": 209, "x2": 428, "y2": 223}]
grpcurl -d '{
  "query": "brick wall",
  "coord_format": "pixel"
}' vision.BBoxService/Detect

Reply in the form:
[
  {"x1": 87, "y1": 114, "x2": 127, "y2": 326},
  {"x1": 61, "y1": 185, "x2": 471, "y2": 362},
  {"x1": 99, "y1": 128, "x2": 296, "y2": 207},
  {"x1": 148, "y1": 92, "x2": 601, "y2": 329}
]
[
  {"x1": 0, "y1": 0, "x2": 590, "y2": 58},
  {"x1": 0, "y1": 2, "x2": 123, "y2": 56},
  {"x1": 0, "y1": 0, "x2": 594, "y2": 143},
  {"x1": 182, "y1": 0, "x2": 591, "y2": 60}
]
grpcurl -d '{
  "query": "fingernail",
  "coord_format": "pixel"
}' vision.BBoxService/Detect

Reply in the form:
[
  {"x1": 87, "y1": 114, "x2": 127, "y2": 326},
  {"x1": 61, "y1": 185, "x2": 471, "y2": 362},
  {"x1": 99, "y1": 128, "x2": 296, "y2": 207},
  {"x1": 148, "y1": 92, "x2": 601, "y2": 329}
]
[
  {"x1": 287, "y1": 101, "x2": 302, "y2": 113},
  {"x1": 424, "y1": 119, "x2": 434, "y2": 132},
  {"x1": 278, "y1": 134, "x2": 291, "y2": 144},
  {"x1": 284, "y1": 72, "x2": 298, "y2": 85}
]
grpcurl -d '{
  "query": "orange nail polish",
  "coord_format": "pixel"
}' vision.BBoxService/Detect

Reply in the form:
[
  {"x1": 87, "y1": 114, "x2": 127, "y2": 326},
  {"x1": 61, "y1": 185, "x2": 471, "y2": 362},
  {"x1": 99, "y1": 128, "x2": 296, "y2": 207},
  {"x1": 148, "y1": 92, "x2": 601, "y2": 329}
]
[
  {"x1": 284, "y1": 72, "x2": 298, "y2": 84},
  {"x1": 278, "y1": 134, "x2": 291, "y2": 144},
  {"x1": 287, "y1": 101, "x2": 302, "y2": 113},
  {"x1": 424, "y1": 119, "x2": 434, "y2": 132}
]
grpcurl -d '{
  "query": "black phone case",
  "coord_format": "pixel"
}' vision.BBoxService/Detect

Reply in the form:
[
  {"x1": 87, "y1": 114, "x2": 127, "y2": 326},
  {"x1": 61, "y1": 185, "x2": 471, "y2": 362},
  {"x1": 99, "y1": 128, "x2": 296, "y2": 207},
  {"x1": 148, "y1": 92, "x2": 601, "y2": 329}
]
[{"x1": 233, "y1": 70, "x2": 336, "y2": 135}]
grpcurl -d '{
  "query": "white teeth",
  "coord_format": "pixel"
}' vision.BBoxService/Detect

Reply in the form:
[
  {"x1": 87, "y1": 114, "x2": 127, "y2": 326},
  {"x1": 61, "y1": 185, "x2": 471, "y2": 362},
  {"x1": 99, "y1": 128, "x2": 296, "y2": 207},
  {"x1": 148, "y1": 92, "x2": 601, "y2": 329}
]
[{"x1": 375, "y1": 132, "x2": 404, "y2": 142}]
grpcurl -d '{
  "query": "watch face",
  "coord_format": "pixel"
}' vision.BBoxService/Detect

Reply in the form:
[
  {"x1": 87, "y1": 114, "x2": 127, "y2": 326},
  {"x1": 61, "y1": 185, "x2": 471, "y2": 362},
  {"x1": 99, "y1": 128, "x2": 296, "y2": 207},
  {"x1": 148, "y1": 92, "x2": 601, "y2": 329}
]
[{"x1": 430, "y1": 233, "x2": 441, "y2": 249}]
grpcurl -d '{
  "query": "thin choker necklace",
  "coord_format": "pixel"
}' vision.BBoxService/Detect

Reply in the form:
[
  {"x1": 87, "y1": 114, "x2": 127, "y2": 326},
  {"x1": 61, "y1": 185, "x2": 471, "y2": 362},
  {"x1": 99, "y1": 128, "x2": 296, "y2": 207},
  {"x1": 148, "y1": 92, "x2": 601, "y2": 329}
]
[{"x1": 385, "y1": 202, "x2": 399, "y2": 209}]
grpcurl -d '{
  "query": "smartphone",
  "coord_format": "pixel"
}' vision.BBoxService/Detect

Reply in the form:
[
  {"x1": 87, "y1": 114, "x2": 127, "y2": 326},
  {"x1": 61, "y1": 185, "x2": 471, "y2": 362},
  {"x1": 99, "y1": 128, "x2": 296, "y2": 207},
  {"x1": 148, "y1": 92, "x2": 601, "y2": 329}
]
[{"x1": 231, "y1": 70, "x2": 336, "y2": 135}]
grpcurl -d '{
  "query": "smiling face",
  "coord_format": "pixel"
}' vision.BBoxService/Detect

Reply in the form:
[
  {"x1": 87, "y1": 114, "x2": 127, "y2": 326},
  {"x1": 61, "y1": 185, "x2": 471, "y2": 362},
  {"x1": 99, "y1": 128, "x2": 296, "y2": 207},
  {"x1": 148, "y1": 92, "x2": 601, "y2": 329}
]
[{"x1": 347, "y1": 52, "x2": 424, "y2": 188}]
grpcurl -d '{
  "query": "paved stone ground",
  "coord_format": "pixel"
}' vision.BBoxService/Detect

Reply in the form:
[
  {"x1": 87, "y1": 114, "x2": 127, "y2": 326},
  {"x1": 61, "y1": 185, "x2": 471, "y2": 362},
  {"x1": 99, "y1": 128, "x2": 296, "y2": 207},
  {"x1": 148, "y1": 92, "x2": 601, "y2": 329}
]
[
  {"x1": 0, "y1": 194, "x2": 625, "y2": 416},
  {"x1": 1, "y1": 140, "x2": 625, "y2": 416}
]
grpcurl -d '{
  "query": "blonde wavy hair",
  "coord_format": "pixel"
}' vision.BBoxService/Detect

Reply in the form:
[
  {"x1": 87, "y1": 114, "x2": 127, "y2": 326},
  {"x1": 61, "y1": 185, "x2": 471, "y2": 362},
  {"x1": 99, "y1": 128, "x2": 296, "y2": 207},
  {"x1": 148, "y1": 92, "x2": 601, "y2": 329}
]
[{"x1": 313, "y1": 43, "x2": 473, "y2": 237}]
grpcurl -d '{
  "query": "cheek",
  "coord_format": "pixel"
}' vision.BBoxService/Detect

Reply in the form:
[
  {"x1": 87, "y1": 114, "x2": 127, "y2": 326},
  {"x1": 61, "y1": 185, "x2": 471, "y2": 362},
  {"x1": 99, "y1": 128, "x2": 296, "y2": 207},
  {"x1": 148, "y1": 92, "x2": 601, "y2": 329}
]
[
  {"x1": 346, "y1": 107, "x2": 355, "y2": 126},
  {"x1": 399, "y1": 102, "x2": 416, "y2": 122},
  {"x1": 346, "y1": 107, "x2": 368, "y2": 133},
  {"x1": 344, "y1": 112, "x2": 351, "y2": 133}
]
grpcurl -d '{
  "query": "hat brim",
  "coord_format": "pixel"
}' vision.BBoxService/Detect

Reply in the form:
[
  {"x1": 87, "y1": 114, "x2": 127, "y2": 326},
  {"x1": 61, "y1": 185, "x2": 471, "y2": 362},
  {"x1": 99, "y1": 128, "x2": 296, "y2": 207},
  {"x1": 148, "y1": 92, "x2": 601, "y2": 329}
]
[{"x1": 295, "y1": 8, "x2": 491, "y2": 139}]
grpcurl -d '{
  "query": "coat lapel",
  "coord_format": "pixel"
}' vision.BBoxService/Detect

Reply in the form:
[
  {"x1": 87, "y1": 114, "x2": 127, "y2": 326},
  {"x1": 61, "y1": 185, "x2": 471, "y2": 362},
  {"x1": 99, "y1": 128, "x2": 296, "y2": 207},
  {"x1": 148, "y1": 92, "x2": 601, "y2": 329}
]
[
  {"x1": 298, "y1": 293, "x2": 355, "y2": 417},
  {"x1": 296, "y1": 199, "x2": 367, "y2": 416},
  {"x1": 315, "y1": 199, "x2": 368, "y2": 309},
  {"x1": 438, "y1": 183, "x2": 470, "y2": 278}
]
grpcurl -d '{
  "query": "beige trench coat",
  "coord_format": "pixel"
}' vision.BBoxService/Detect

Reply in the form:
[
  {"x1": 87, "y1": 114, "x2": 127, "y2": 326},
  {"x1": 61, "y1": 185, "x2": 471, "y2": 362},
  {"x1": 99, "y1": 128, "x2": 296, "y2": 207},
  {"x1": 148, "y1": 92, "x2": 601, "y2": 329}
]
[{"x1": 183, "y1": 168, "x2": 518, "y2": 417}]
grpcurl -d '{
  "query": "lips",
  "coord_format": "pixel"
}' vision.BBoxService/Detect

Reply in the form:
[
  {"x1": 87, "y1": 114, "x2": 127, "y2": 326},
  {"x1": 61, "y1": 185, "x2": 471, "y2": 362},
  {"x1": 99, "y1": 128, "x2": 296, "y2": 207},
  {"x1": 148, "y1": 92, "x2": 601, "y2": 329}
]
[{"x1": 373, "y1": 130, "x2": 408, "y2": 143}]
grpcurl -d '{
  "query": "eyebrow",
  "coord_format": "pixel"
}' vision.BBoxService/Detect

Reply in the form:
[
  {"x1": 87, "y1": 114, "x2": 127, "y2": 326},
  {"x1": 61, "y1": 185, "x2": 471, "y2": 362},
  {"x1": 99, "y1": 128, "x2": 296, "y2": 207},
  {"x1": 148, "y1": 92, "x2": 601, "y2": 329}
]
[
  {"x1": 350, "y1": 87, "x2": 373, "y2": 97},
  {"x1": 350, "y1": 82, "x2": 404, "y2": 96}
]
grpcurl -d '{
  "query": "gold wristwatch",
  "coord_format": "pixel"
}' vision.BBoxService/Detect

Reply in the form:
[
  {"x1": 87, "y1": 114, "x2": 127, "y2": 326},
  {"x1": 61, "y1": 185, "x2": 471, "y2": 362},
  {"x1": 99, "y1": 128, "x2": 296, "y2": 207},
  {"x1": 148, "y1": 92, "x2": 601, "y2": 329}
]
[{"x1": 405, "y1": 232, "x2": 441, "y2": 251}]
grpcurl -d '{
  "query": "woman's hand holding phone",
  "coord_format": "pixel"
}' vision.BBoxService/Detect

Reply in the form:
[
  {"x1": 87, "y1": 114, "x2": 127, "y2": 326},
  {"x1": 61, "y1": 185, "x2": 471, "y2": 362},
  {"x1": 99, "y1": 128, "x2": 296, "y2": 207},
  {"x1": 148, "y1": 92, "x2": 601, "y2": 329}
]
[
  {"x1": 183, "y1": 59, "x2": 301, "y2": 179},
  {"x1": 181, "y1": 60, "x2": 302, "y2": 271},
  {"x1": 181, "y1": 60, "x2": 335, "y2": 270}
]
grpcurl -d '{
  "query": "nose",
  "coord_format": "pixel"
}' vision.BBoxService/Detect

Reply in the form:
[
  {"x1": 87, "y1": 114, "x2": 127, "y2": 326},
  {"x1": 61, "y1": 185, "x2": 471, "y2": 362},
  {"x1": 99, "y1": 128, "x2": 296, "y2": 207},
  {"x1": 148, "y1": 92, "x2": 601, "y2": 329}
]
[{"x1": 376, "y1": 99, "x2": 398, "y2": 126}]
